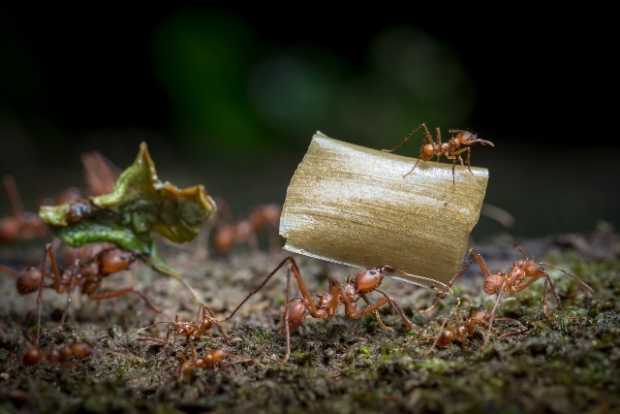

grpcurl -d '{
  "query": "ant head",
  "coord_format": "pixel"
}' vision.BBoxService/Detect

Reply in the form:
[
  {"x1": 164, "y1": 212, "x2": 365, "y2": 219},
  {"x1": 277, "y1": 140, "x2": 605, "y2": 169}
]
[
  {"x1": 16, "y1": 267, "x2": 43, "y2": 295},
  {"x1": 483, "y1": 273, "x2": 504, "y2": 295},
  {"x1": 441, "y1": 142, "x2": 450, "y2": 152},
  {"x1": 70, "y1": 342, "x2": 93, "y2": 360},
  {"x1": 437, "y1": 329, "x2": 455, "y2": 347},
  {"x1": 98, "y1": 249, "x2": 136, "y2": 276},
  {"x1": 455, "y1": 131, "x2": 474, "y2": 144},
  {"x1": 355, "y1": 268, "x2": 385, "y2": 294},
  {"x1": 524, "y1": 260, "x2": 545, "y2": 277},
  {"x1": 421, "y1": 144, "x2": 434, "y2": 160}
]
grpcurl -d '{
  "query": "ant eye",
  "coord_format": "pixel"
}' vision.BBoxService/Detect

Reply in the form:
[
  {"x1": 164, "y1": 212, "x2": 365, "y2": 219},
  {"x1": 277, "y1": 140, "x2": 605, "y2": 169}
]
[{"x1": 369, "y1": 270, "x2": 376, "y2": 276}]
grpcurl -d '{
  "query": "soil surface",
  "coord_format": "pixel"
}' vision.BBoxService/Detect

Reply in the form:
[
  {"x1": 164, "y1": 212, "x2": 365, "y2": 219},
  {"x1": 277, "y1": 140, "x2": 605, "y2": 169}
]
[{"x1": 0, "y1": 228, "x2": 619, "y2": 413}]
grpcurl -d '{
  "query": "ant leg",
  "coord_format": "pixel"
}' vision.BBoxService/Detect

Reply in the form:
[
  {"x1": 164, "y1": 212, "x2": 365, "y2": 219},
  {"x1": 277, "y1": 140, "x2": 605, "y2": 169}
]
[
  {"x1": 421, "y1": 265, "x2": 467, "y2": 316},
  {"x1": 375, "y1": 289, "x2": 416, "y2": 331},
  {"x1": 361, "y1": 294, "x2": 393, "y2": 332},
  {"x1": 435, "y1": 127, "x2": 442, "y2": 147},
  {"x1": 469, "y1": 249, "x2": 494, "y2": 280},
  {"x1": 483, "y1": 282, "x2": 507, "y2": 347},
  {"x1": 2, "y1": 175, "x2": 24, "y2": 217},
  {"x1": 226, "y1": 257, "x2": 322, "y2": 321},
  {"x1": 426, "y1": 297, "x2": 462, "y2": 354},
  {"x1": 283, "y1": 268, "x2": 292, "y2": 363},
  {"x1": 402, "y1": 158, "x2": 421, "y2": 178},
  {"x1": 45, "y1": 242, "x2": 63, "y2": 292},
  {"x1": 465, "y1": 147, "x2": 472, "y2": 173},
  {"x1": 89, "y1": 287, "x2": 161, "y2": 313},
  {"x1": 384, "y1": 123, "x2": 430, "y2": 153},
  {"x1": 543, "y1": 274, "x2": 561, "y2": 317}
]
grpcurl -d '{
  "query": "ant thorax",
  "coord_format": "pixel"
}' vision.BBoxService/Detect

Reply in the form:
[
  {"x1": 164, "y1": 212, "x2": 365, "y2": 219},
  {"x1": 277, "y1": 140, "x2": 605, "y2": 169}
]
[{"x1": 342, "y1": 283, "x2": 358, "y2": 302}]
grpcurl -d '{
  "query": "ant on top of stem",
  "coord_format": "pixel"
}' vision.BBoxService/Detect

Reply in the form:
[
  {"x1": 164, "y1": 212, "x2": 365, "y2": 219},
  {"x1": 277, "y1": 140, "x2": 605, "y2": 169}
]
[
  {"x1": 386, "y1": 123, "x2": 495, "y2": 184},
  {"x1": 225, "y1": 256, "x2": 420, "y2": 362}
]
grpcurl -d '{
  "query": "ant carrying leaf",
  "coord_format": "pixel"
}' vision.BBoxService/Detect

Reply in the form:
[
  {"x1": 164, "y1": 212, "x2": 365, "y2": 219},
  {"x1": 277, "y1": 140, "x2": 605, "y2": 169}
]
[{"x1": 38, "y1": 143, "x2": 217, "y2": 281}]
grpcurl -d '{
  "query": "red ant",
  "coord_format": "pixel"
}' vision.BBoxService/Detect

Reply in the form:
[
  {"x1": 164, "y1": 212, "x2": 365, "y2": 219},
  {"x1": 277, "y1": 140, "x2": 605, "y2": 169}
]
[
  {"x1": 429, "y1": 307, "x2": 526, "y2": 350},
  {"x1": 0, "y1": 175, "x2": 47, "y2": 243},
  {"x1": 178, "y1": 348, "x2": 227, "y2": 379},
  {"x1": 1, "y1": 242, "x2": 160, "y2": 339},
  {"x1": 212, "y1": 204, "x2": 281, "y2": 255},
  {"x1": 467, "y1": 246, "x2": 592, "y2": 345},
  {"x1": 225, "y1": 257, "x2": 423, "y2": 362},
  {"x1": 139, "y1": 304, "x2": 225, "y2": 347},
  {"x1": 22, "y1": 341, "x2": 93, "y2": 366},
  {"x1": 387, "y1": 123, "x2": 495, "y2": 184}
]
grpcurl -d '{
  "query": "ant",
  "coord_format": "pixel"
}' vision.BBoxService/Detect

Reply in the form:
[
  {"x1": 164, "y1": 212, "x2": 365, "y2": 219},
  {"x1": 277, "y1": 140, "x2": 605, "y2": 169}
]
[
  {"x1": 22, "y1": 341, "x2": 93, "y2": 366},
  {"x1": 1, "y1": 241, "x2": 160, "y2": 339},
  {"x1": 139, "y1": 304, "x2": 225, "y2": 347},
  {"x1": 212, "y1": 203, "x2": 281, "y2": 255},
  {"x1": 387, "y1": 123, "x2": 495, "y2": 184},
  {"x1": 0, "y1": 175, "x2": 47, "y2": 243},
  {"x1": 467, "y1": 246, "x2": 592, "y2": 345},
  {"x1": 225, "y1": 256, "x2": 419, "y2": 362},
  {"x1": 429, "y1": 307, "x2": 527, "y2": 350},
  {"x1": 178, "y1": 348, "x2": 227, "y2": 379}
]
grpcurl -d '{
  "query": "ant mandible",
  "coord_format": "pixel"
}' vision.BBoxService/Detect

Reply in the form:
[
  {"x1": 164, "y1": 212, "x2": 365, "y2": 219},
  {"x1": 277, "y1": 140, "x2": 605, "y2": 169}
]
[
  {"x1": 225, "y1": 257, "x2": 417, "y2": 362},
  {"x1": 387, "y1": 123, "x2": 495, "y2": 184}
]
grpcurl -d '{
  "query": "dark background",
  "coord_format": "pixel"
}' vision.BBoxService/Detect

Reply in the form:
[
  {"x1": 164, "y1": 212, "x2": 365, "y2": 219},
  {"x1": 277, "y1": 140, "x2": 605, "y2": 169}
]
[{"x1": 0, "y1": 5, "x2": 616, "y2": 239}]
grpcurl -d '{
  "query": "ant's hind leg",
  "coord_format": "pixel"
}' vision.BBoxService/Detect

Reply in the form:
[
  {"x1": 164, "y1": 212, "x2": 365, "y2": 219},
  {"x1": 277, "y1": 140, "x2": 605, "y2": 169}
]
[{"x1": 283, "y1": 268, "x2": 292, "y2": 363}]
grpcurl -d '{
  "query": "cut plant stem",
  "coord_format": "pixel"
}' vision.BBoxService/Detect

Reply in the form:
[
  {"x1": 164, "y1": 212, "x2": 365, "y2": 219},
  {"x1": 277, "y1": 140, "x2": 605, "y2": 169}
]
[{"x1": 279, "y1": 131, "x2": 489, "y2": 285}]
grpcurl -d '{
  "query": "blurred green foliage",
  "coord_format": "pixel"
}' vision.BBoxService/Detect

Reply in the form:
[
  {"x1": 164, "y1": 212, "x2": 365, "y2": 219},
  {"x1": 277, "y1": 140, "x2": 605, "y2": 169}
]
[{"x1": 153, "y1": 11, "x2": 474, "y2": 158}]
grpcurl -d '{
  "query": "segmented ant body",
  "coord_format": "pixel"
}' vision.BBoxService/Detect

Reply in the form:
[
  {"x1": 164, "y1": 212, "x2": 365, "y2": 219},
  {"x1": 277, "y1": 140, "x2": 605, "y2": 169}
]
[
  {"x1": 178, "y1": 348, "x2": 227, "y2": 379},
  {"x1": 388, "y1": 123, "x2": 495, "y2": 183},
  {"x1": 226, "y1": 257, "x2": 418, "y2": 361},
  {"x1": 22, "y1": 341, "x2": 92, "y2": 366},
  {"x1": 212, "y1": 204, "x2": 281, "y2": 255},
  {"x1": 0, "y1": 176, "x2": 47, "y2": 243},
  {"x1": 1, "y1": 242, "x2": 159, "y2": 337}
]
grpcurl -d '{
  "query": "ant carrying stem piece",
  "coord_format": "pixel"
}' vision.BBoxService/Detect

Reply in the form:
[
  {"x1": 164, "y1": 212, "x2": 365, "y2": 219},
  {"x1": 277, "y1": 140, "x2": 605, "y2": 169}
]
[
  {"x1": 387, "y1": 123, "x2": 495, "y2": 184},
  {"x1": 225, "y1": 256, "x2": 417, "y2": 362}
]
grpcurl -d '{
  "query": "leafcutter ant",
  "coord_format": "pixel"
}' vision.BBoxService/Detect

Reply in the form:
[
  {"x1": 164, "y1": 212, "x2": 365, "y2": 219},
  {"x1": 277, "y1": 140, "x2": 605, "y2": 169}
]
[
  {"x1": 387, "y1": 123, "x2": 495, "y2": 184},
  {"x1": 1, "y1": 241, "x2": 160, "y2": 339},
  {"x1": 225, "y1": 256, "x2": 451, "y2": 362}
]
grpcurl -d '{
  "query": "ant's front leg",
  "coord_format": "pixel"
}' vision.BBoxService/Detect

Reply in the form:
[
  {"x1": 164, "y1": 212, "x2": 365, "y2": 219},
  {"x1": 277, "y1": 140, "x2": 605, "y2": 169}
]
[
  {"x1": 375, "y1": 289, "x2": 416, "y2": 331},
  {"x1": 361, "y1": 294, "x2": 393, "y2": 332}
]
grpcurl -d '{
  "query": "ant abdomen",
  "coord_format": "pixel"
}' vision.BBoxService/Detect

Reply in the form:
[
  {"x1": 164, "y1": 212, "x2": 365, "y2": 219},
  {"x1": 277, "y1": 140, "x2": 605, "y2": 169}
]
[
  {"x1": 16, "y1": 267, "x2": 43, "y2": 295},
  {"x1": 22, "y1": 346, "x2": 44, "y2": 366}
]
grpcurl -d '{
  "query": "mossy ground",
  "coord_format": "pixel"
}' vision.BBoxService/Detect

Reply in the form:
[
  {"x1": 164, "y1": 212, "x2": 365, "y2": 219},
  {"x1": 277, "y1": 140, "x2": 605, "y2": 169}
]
[{"x1": 0, "y1": 234, "x2": 618, "y2": 413}]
